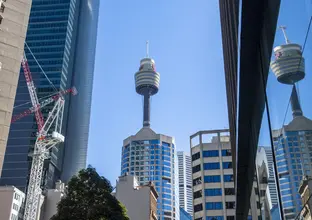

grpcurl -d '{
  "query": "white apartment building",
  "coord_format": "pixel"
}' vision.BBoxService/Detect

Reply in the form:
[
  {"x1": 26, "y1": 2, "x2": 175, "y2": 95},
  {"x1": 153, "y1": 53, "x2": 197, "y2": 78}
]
[
  {"x1": 177, "y1": 151, "x2": 192, "y2": 216},
  {"x1": 0, "y1": 186, "x2": 25, "y2": 220}
]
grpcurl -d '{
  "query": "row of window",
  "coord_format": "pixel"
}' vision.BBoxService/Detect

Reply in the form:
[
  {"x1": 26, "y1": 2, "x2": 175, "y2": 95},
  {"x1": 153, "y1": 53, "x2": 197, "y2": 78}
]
[
  {"x1": 192, "y1": 162, "x2": 233, "y2": 172},
  {"x1": 194, "y1": 188, "x2": 235, "y2": 199},
  {"x1": 195, "y1": 217, "x2": 235, "y2": 220},
  {"x1": 192, "y1": 150, "x2": 232, "y2": 161}
]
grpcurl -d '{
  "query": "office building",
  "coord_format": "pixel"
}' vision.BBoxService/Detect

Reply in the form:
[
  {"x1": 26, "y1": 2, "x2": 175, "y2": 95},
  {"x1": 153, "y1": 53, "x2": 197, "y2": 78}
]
[
  {"x1": 190, "y1": 130, "x2": 272, "y2": 220},
  {"x1": 0, "y1": 0, "x2": 32, "y2": 176},
  {"x1": 177, "y1": 151, "x2": 192, "y2": 215},
  {"x1": 219, "y1": 0, "x2": 281, "y2": 218},
  {"x1": 270, "y1": 30, "x2": 312, "y2": 219},
  {"x1": 180, "y1": 207, "x2": 192, "y2": 220},
  {"x1": 298, "y1": 176, "x2": 312, "y2": 220},
  {"x1": 120, "y1": 55, "x2": 179, "y2": 219},
  {"x1": 0, "y1": 0, "x2": 99, "y2": 191},
  {"x1": 0, "y1": 186, "x2": 25, "y2": 220},
  {"x1": 263, "y1": 146, "x2": 278, "y2": 208},
  {"x1": 115, "y1": 174, "x2": 158, "y2": 220},
  {"x1": 190, "y1": 130, "x2": 235, "y2": 220}
]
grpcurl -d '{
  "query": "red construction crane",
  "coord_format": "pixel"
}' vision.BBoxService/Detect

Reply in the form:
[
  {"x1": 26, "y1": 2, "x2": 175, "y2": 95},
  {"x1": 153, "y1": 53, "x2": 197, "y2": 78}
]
[{"x1": 19, "y1": 52, "x2": 77, "y2": 220}]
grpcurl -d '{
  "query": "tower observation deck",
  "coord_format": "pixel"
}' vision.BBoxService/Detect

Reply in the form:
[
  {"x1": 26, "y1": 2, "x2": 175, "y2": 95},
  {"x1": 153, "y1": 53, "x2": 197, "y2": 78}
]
[
  {"x1": 135, "y1": 42, "x2": 160, "y2": 127},
  {"x1": 270, "y1": 26, "x2": 305, "y2": 84}
]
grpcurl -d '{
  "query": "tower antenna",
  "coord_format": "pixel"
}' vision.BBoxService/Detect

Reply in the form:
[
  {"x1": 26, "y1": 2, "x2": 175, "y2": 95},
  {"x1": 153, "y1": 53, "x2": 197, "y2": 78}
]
[
  {"x1": 279, "y1": 26, "x2": 291, "y2": 44},
  {"x1": 146, "y1": 40, "x2": 149, "y2": 58}
]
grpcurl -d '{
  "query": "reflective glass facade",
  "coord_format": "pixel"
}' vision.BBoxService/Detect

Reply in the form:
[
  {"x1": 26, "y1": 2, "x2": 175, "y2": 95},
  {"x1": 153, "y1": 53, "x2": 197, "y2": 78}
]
[
  {"x1": 220, "y1": 0, "x2": 312, "y2": 219},
  {"x1": 0, "y1": 0, "x2": 99, "y2": 191},
  {"x1": 121, "y1": 129, "x2": 179, "y2": 220}
]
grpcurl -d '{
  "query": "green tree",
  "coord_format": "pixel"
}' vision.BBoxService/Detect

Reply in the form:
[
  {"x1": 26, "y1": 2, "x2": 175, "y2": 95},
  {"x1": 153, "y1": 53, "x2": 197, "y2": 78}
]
[{"x1": 51, "y1": 165, "x2": 129, "y2": 220}]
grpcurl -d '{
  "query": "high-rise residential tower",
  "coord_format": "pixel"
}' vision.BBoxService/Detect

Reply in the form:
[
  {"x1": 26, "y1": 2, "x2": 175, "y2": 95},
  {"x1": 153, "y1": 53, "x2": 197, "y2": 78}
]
[
  {"x1": 177, "y1": 151, "x2": 192, "y2": 216},
  {"x1": 120, "y1": 53, "x2": 179, "y2": 219},
  {"x1": 0, "y1": 0, "x2": 32, "y2": 176},
  {"x1": 0, "y1": 0, "x2": 99, "y2": 191},
  {"x1": 270, "y1": 27, "x2": 312, "y2": 220}
]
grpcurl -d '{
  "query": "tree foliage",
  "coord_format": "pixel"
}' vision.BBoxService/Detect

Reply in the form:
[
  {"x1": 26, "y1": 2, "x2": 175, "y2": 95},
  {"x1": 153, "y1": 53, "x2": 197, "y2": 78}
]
[{"x1": 51, "y1": 165, "x2": 129, "y2": 220}]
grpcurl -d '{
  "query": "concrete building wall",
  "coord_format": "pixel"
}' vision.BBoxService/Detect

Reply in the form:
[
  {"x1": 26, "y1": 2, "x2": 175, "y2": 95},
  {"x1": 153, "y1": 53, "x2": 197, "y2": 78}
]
[
  {"x1": 115, "y1": 175, "x2": 157, "y2": 220},
  {"x1": 41, "y1": 181, "x2": 65, "y2": 220},
  {"x1": 0, "y1": 186, "x2": 25, "y2": 220},
  {"x1": 0, "y1": 0, "x2": 32, "y2": 176}
]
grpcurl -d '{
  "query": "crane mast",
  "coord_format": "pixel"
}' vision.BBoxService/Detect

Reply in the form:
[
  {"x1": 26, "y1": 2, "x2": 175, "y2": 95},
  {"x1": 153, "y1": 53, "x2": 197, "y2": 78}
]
[{"x1": 19, "y1": 54, "x2": 74, "y2": 220}]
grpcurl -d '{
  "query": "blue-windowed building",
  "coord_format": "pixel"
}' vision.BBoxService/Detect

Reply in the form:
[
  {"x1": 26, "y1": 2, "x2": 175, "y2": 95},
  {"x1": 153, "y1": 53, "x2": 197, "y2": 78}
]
[
  {"x1": 121, "y1": 127, "x2": 179, "y2": 220},
  {"x1": 273, "y1": 87, "x2": 312, "y2": 219},
  {"x1": 0, "y1": 0, "x2": 99, "y2": 191}
]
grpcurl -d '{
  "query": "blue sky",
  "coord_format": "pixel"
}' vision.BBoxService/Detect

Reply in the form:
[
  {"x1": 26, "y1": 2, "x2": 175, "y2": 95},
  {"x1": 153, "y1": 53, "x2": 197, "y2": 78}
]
[
  {"x1": 87, "y1": 0, "x2": 228, "y2": 183},
  {"x1": 87, "y1": 0, "x2": 312, "y2": 183}
]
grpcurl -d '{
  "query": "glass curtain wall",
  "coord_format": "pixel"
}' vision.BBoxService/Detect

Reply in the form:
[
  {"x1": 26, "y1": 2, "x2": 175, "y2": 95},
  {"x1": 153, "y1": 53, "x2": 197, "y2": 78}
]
[{"x1": 256, "y1": 1, "x2": 312, "y2": 220}]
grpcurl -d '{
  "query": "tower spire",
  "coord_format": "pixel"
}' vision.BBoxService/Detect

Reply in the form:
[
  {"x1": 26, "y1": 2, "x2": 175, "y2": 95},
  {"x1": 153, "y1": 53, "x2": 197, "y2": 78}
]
[
  {"x1": 146, "y1": 41, "x2": 149, "y2": 58},
  {"x1": 279, "y1": 26, "x2": 291, "y2": 44},
  {"x1": 290, "y1": 85, "x2": 303, "y2": 118}
]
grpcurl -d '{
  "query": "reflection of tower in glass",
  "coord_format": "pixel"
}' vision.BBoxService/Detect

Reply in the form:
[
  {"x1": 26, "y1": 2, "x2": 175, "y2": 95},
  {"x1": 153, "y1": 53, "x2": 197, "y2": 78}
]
[
  {"x1": 270, "y1": 27, "x2": 312, "y2": 220},
  {"x1": 271, "y1": 26, "x2": 305, "y2": 85}
]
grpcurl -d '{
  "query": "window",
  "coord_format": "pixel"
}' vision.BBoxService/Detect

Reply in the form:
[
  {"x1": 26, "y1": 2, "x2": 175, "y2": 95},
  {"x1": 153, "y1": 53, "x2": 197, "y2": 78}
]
[
  {"x1": 222, "y1": 149, "x2": 232, "y2": 156},
  {"x1": 11, "y1": 213, "x2": 17, "y2": 220},
  {"x1": 206, "y1": 202, "x2": 223, "y2": 210},
  {"x1": 194, "y1": 204, "x2": 203, "y2": 212},
  {"x1": 226, "y1": 202, "x2": 235, "y2": 209},
  {"x1": 207, "y1": 217, "x2": 224, "y2": 220},
  {"x1": 227, "y1": 217, "x2": 235, "y2": 220},
  {"x1": 224, "y1": 188, "x2": 235, "y2": 195},
  {"x1": 192, "y1": 152, "x2": 200, "y2": 161},
  {"x1": 193, "y1": 177, "x2": 202, "y2": 186},
  {"x1": 193, "y1": 190, "x2": 202, "y2": 199},
  {"x1": 204, "y1": 175, "x2": 221, "y2": 183},
  {"x1": 14, "y1": 193, "x2": 20, "y2": 201},
  {"x1": 12, "y1": 203, "x2": 18, "y2": 211},
  {"x1": 223, "y1": 175, "x2": 233, "y2": 182},
  {"x1": 203, "y1": 162, "x2": 220, "y2": 170},
  {"x1": 203, "y1": 150, "x2": 219, "y2": 157},
  {"x1": 192, "y1": 165, "x2": 201, "y2": 173},
  {"x1": 205, "y1": 188, "x2": 222, "y2": 196},
  {"x1": 222, "y1": 162, "x2": 233, "y2": 169}
]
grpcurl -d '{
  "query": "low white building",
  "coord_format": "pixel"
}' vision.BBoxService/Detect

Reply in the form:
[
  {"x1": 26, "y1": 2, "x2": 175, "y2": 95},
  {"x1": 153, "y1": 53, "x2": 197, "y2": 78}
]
[
  {"x1": 40, "y1": 180, "x2": 65, "y2": 220},
  {"x1": 0, "y1": 186, "x2": 25, "y2": 220},
  {"x1": 115, "y1": 174, "x2": 158, "y2": 220}
]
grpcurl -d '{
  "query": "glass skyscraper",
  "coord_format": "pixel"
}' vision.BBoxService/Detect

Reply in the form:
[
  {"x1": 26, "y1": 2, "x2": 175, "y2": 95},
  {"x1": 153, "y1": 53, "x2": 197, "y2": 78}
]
[
  {"x1": 121, "y1": 128, "x2": 179, "y2": 219},
  {"x1": 273, "y1": 87, "x2": 312, "y2": 219},
  {"x1": 0, "y1": 0, "x2": 99, "y2": 191}
]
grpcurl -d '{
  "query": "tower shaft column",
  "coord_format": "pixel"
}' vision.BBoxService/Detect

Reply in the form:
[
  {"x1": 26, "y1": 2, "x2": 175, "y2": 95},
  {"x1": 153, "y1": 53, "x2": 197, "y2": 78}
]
[{"x1": 143, "y1": 93, "x2": 150, "y2": 127}]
